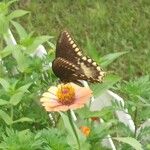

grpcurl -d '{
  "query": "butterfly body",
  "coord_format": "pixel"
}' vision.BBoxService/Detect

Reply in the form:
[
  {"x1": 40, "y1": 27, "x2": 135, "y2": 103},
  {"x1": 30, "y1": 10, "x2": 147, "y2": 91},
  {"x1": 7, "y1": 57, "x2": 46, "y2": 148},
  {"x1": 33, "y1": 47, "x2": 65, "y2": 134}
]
[{"x1": 52, "y1": 31, "x2": 105, "y2": 83}]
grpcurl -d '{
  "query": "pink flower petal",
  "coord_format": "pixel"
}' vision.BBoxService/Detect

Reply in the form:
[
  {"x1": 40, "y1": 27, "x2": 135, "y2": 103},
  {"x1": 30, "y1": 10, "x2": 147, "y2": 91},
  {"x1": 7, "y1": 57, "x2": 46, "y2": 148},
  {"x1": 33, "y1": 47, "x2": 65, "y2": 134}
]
[
  {"x1": 42, "y1": 92, "x2": 57, "y2": 100},
  {"x1": 69, "y1": 103, "x2": 84, "y2": 110},
  {"x1": 48, "y1": 86, "x2": 57, "y2": 94},
  {"x1": 45, "y1": 105, "x2": 69, "y2": 112}
]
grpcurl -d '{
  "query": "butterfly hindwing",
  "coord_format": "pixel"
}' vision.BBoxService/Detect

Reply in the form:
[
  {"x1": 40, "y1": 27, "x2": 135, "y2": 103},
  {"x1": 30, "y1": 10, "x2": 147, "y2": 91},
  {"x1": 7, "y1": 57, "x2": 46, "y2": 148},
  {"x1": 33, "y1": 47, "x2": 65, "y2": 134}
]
[{"x1": 52, "y1": 31, "x2": 105, "y2": 83}]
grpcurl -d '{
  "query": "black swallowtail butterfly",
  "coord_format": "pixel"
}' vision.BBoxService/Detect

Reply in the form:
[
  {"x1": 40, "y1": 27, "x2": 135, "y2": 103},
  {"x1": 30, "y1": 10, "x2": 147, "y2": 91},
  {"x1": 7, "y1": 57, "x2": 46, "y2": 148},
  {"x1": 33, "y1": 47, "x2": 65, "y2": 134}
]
[{"x1": 52, "y1": 31, "x2": 105, "y2": 83}]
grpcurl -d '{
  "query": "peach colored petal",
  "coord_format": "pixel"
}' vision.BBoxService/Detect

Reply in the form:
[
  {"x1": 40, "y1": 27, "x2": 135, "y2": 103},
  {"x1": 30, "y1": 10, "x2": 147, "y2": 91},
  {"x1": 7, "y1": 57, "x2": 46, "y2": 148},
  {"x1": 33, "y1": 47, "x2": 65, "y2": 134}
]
[
  {"x1": 74, "y1": 94, "x2": 91, "y2": 105},
  {"x1": 45, "y1": 105, "x2": 69, "y2": 112},
  {"x1": 75, "y1": 87, "x2": 92, "y2": 99},
  {"x1": 48, "y1": 86, "x2": 57, "y2": 96},
  {"x1": 42, "y1": 92, "x2": 57, "y2": 99},
  {"x1": 40, "y1": 97, "x2": 50, "y2": 102},
  {"x1": 69, "y1": 103, "x2": 84, "y2": 110}
]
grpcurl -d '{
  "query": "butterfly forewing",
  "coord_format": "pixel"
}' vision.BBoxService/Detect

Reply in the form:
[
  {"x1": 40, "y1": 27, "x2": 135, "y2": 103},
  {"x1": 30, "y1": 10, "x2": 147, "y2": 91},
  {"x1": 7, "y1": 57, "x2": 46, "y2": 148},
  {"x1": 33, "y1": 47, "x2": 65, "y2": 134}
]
[{"x1": 52, "y1": 31, "x2": 105, "y2": 83}]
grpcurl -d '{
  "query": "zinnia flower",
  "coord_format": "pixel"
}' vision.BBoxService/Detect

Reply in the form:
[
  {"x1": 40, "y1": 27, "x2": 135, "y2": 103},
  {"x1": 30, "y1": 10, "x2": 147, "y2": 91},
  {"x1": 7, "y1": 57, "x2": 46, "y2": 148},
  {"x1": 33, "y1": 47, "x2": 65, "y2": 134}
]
[
  {"x1": 40, "y1": 82, "x2": 92, "y2": 112},
  {"x1": 80, "y1": 126, "x2": 91, "y2": 137}
]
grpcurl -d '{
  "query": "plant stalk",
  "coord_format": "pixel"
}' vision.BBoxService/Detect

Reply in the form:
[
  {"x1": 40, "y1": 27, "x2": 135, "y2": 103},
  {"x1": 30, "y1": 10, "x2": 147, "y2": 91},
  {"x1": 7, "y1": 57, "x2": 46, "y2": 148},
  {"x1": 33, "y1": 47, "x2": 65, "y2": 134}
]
[{"x1": 67, "y1": 110, "x2": 80, "y2": 150}]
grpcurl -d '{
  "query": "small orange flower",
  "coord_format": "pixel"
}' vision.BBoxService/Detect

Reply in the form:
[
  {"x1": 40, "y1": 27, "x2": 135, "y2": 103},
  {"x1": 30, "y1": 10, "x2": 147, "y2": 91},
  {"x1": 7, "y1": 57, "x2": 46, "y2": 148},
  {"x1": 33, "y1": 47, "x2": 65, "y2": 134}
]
[
  {"x1": 40, "y1": 83, "x2": 92, "y2": 112},
  {"x1": 80, "y1": 126, "x2": 90, "y2": 137}
]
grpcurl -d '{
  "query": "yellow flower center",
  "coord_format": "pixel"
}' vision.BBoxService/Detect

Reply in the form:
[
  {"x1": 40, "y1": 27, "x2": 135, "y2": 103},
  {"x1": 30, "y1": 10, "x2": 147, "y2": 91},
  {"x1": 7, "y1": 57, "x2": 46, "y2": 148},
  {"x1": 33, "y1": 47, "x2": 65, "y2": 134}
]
[{"x1": 56, "y1": 84, "x2": 75, "y2": 105}]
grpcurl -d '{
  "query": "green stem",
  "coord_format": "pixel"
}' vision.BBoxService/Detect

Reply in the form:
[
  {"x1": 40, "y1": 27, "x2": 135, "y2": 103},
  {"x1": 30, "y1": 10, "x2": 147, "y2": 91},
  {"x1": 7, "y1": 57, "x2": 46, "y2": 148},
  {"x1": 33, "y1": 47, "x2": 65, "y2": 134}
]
[
  {"x1": 67, "y1": 110, "x2": 80, "y2": 150},
  {"x1": 10, "y1": 105, "x2": 13, "y2": 128}
]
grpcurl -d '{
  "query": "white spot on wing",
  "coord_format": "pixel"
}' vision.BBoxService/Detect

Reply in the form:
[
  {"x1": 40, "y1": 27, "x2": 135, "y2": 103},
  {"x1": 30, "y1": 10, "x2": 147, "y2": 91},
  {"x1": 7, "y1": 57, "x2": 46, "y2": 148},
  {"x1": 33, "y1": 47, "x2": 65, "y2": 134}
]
[
  {"x1": 88, "y1": 59, "x2": 92, "y2": 63},
  {"x1": 72, "y1": 44, "x2": 76, "y2": 48},
  {"x1": 68, "y1": 37, "x2": 72, "y2": 41},
  {"x1": 92, "y1": 62, "x2": 97, "y2": 66},
  {"x1": 97, "y1": 66, "x2": 101, "y2": 71},
  {"x1": 82, "y1": 56, "x2": 87, "y2": 61},
  {"x1": 75, "y1": 48, "x2": 79, "y2": 52},
  {"x1": 80, "y1": 62, "x2": 93, "y2": 78},
  {"x1": 77, "y1": 52, "x2": 82, "y2": 56},
  {"x1": 70, "y1": 41, "x2": 74, "y2": 44}
]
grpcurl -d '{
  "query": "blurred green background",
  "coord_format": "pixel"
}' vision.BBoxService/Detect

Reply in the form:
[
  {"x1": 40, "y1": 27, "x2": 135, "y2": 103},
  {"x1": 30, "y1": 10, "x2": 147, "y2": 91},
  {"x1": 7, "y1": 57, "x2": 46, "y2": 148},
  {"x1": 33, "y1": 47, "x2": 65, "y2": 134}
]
[{"x1": 13, "y1": 0, "x2": 150, "y2": 79}]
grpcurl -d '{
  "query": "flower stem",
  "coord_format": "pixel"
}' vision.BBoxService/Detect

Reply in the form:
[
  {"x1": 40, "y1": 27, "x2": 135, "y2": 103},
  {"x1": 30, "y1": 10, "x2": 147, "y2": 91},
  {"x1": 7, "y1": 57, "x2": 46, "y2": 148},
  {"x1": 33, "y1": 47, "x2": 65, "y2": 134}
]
[{"x1": 67, "y1": 110, "x2": 80, "y2": 150}]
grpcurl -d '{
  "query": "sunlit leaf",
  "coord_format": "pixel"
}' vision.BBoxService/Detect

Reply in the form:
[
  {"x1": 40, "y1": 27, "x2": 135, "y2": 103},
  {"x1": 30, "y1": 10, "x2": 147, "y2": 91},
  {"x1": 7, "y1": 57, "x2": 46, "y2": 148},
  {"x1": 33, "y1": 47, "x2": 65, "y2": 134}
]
[
  {"x1": 13, "y1": 117, "x2": 33, "y2": 124},
  {"x1": 0, "y1": 14, "x2": 9, "y2": 35},
  {"x1": 11, "y1": 20, "x2": 28, "y2": 41},
  {"x1": 114, "y1": 137, "x2": 143, "y2": 150}
]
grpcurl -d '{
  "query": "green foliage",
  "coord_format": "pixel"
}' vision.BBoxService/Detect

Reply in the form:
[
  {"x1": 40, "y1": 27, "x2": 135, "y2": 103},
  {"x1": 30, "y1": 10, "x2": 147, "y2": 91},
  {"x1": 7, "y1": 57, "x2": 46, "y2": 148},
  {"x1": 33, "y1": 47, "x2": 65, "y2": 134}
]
[
  {"x1": 37, "y1": 128, "x2": 71, "y2": 150},
  {"x1": 0, "y1": 129, "x2": 42, "y2": 150},
  {"x1": 0, "y1": 0, "x2": 149, "y2": 149},
  {"x1": 0, "y1": 0, "x2": 28, "y2": 35}
]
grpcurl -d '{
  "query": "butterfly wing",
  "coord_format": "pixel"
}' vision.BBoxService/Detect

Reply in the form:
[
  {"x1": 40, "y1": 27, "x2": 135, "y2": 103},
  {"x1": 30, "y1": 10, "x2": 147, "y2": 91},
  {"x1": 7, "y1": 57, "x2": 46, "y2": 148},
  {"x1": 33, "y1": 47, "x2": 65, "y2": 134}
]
[{"x1": 52, "y1": 31, "x2": 105, "y2": 83}]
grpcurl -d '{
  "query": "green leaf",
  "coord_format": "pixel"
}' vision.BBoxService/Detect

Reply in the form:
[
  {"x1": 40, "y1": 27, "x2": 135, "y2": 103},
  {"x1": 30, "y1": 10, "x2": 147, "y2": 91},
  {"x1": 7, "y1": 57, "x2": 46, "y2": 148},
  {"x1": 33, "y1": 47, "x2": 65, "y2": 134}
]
[
  {"x1": 114, "y1": 137, "x2": 143, "y2": 150},
  {"x1": 11, "y1": 20, "x2": 28, "y2": 41},
  {"x1": 100, "y1": 51, "x2": 128, "y2": 67},
  {"x1": 0, "y1": 78, "x2": 10, "y2": 92},
  {"x1": 16, "y1": 83, "x2": 31, "y2": 93},
  {"x1": 9, "y1": 83, "x2": 31, "y2": 105},
  {"x1": 0, "y1": 14, "x2": 9, "y2": 35},
  {"x1": 26, "y1": 35, "x2": 52, "y2": 54},
  {"x1": 0, "y1": 99, "x2": 9, "y2": 106},
  {"x1": 9, "y1": 92, "x2": 24, "y2": 106},
  {"x1": 77, "y1": 106, "x2": 113, "y2": 119},
  {"x1": 7, "y1": 0, "x2": 18, "y2": 7},
  {"x1": 0, "y1": 110, "x2": 12, "y2": 125},
  {"x1": 91, "y1": 74, "x2": 121, "y2": 97},
  {"x1": 13, "y1": 117, "x2": 33, "y2": 124},
  {"x1": 0, "y1": 45, "x2": 14, "y2": 59},
  {"x1": 7, "y1": 10, "x2": 29, "y2": 20},
  {"x1": 11, "y1": 45, "x2": 30, "y2": 72}
]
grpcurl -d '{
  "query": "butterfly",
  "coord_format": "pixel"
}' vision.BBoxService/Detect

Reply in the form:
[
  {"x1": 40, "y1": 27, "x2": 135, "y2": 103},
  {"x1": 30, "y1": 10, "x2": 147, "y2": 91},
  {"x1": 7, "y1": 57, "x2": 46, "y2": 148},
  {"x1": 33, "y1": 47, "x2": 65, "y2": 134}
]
[{"x1": 52, "y1": 31, "x2": 105, "y2": 83}]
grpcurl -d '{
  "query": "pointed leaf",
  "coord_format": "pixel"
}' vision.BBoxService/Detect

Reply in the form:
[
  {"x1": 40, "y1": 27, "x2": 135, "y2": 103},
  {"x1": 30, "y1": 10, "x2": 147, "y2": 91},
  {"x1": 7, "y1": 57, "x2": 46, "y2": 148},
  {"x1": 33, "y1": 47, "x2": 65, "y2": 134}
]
[
  {"x1": 0, "y1": 110, "x2": 12, "y2": 125},
  {"x1": 13, "y1": 117, "x2": 33, "y2": 124},
  {"x1": 91, "y1": 74, "x2": 121, "y2": 97},
  {"x1": 114, "y1": 137, "x2": 143, "y2": 150},
  {"x1": 26, "y1": 36, "x2": 52, "y2": 54},
  {"x1": 16, "y1": 83, "x2": 31, "y2": 93},
  {"x1": 0, "y1": 78, "x2": 10, "y2": 92},
  {"x1": 7, "y1": 10, "x2": 29, "y2": 20},
  {"x1": 100, "y1": 51, "x2": 128, "y2": 67},
  {"x1": 11, "y1": 20, "x2": 28, "y2": 40}
]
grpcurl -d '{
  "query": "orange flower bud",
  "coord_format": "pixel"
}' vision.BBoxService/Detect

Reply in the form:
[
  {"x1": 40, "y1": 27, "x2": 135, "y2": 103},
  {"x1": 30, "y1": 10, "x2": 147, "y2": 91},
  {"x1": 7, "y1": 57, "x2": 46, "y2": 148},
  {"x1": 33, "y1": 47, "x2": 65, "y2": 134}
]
[{"x1": 80, "y1": 126, "x2": 90, "y2": 137}]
